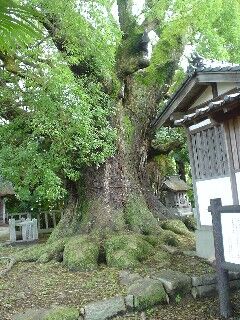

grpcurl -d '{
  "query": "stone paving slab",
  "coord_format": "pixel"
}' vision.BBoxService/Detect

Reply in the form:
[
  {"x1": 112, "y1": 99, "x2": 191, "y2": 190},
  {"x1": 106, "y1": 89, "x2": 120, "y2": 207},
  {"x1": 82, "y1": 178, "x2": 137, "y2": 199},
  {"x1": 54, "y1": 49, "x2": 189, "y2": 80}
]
[
  {"x1": 151, "y1": 269, "x2": 191, "y2": 296},
  {"x1": 83, "y1": 296, "x2": 126, "y2": 320}
]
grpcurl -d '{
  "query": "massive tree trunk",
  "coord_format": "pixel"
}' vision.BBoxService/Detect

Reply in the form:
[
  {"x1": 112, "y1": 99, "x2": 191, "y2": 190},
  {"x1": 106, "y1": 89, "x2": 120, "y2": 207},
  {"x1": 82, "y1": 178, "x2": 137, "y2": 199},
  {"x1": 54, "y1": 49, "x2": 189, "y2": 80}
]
[
  {"x1": 49, "y1": 74, "x2": 174, "y2": 241},
  {"x1": 43, "y1": 73, "x2": 183, "y2": 270}
]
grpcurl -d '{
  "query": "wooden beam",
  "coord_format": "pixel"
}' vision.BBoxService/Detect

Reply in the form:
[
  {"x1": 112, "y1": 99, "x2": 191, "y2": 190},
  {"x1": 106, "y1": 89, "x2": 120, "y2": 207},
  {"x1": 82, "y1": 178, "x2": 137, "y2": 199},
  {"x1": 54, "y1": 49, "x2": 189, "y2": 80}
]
[
  {"x1": 211, "y1": 103, "x2": 240, "y2": 123},
  {"x1": 211, "y1": 83, "x2": 218, "y2": 98},
  {"x1": 197, "y1": 72, "x2": 240, "y2": 84}
]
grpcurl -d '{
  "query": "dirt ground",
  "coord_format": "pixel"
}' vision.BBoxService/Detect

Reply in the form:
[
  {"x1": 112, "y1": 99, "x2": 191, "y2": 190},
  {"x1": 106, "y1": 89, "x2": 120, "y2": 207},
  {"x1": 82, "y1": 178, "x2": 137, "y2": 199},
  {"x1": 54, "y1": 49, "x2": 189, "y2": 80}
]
[{"x1": 0, "y1": 240, "x2": 238, "y2": 320}]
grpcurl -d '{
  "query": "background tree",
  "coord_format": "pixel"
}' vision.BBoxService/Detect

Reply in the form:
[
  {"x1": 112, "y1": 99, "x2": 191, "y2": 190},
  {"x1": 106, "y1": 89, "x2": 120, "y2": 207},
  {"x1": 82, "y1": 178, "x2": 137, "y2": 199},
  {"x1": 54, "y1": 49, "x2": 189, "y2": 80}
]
[{"x1": 1, "y1": 0, "x2": 240, "y2": 269}]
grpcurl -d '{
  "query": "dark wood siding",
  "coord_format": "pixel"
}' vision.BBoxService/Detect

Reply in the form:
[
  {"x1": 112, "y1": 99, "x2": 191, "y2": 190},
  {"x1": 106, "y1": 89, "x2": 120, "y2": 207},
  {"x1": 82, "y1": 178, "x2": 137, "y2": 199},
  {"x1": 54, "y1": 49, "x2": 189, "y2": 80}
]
[
  {"x1": 228, "y1": 116, "x2": 240, "y2": 171},
  {"x1": 190, "y1": 125, "x2": 229, "y2": 180}
]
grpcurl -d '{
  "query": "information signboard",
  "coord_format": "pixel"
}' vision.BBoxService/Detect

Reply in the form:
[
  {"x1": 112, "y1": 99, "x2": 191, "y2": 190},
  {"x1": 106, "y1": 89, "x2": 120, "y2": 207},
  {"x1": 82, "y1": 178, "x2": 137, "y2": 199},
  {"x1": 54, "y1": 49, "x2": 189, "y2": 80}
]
[{"x1": 221, "y1": 212, "x2": 240, "y2": 265}]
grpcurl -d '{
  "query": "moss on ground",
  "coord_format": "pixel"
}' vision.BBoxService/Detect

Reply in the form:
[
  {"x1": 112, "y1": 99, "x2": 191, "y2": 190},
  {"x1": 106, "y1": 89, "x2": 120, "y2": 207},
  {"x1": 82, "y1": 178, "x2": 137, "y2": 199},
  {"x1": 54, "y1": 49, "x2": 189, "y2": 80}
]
[
  {"x1": 182, "y1": 215, "x2": 197, "y2": 231},
  {"x1": 14, "y1": 239, "x2": 67, "y2": 263},
  {"x1": 128, "y1": 279, "x2": 167, "y2": 311},
  {"x1": 161, "y1": 219, "x2": 192, "y2": 236},
  {"x1": 151, "y1": 250, "x2": 171, "y2": 265},
  {"x1": 63, "y1": 235, "x2": 99, "y2": 271},
  {"x1": 38, "y1": 239, "x2": 67, "y2": 263},
  {"x1": 14, "y1": 243, "x2": 46, "y2": 262},
  {"x1": 105, "y1": 233, "x2": 153, "y2": 269},
  {"x1": 43, "y1": 307, "x2": 79, "y2": 320},
  {"x1": 159, "y1": 230, "x2": 180, "y2": 247}
]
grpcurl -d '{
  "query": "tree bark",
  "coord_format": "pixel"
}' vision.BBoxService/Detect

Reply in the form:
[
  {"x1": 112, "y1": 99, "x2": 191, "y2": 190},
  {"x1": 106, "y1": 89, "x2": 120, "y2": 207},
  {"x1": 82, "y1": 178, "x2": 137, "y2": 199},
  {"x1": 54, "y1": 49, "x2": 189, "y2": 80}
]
[
  {"x1": 49, "y1": 1, "x2": 179, "y2": 241},
  {"x1": 49, "y1": 74, "x2": 175, "y2": 241}
]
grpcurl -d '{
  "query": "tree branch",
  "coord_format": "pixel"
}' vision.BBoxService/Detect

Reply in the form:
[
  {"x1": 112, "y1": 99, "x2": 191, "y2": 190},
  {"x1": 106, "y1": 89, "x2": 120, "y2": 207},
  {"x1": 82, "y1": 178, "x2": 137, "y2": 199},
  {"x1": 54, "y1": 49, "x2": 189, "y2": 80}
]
[{"x1": 148, "y1": 139, "x2": 185, "y2": 161}]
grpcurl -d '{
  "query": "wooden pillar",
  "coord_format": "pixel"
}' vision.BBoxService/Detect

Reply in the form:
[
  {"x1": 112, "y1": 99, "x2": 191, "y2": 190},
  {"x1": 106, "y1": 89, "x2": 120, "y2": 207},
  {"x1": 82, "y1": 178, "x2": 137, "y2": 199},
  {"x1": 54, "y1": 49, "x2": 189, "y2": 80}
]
[
  {"x1": 184, "y1": 126, "x2": 201, "y2": 227},
  {"x1": 0, "y1": 197, "x2": 5, "y2": 224},
  {"x1": 223, "y1": 122, "x2": 239, "y2": 205}
]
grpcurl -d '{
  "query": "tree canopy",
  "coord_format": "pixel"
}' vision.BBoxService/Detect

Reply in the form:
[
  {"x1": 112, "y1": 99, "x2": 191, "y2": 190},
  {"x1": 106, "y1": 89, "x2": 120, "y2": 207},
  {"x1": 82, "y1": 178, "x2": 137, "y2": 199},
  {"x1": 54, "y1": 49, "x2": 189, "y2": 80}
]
[{"x1": 1, "y1": 0, "x2": 240, "y2": 211}]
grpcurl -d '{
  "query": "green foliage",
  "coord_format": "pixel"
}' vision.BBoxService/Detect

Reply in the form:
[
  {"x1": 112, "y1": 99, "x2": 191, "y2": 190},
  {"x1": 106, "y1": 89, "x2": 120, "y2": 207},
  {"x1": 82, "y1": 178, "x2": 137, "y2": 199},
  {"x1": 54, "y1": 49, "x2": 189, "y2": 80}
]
[
  {"x1": 0, "y1": 63, "x2": 116, "y2": 206},
  {"x1": 0, "y1": 0, "x2": 42, "y2": 52},
  {"x1": 175, "y1": 293, "x2": 182, "y2": 304},
  {"x1": 1, "y1": 0, "x2": 240, "y2": 211},
  {"x1": 145, "y1": 0, "x2": 240, "y2": 85}
]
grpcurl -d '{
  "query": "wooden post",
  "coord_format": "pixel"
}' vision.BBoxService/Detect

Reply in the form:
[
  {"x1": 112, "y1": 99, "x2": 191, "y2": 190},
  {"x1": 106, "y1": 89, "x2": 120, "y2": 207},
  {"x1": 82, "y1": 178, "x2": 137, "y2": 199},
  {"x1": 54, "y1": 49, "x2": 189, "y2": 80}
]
[
  {"x1": 209, "y1": 198, "x2": 232, "y2": 318},
  {"x1": 44, "y1": 212, "x2": 48, "y2": 230},
  {"x1": 32, "y1": 219, "x2": 38, "y2": 240},
  {"x1": 22, "y1": 219, "x2": 27, "y2": 241},
  {"x1": 224, "y1": 122, "x2": 239, "y2": 205},
  {"x1": 9, "y1": 219, "x2": 16, "y2": 242},
  {"x1": 52, "y1": 212, "x2": 56, "y2": 228},
  {"x1": 185, "y1": 127, "x2": 201, "y2": 227},
  {"x1": 0, "y1": 197, "x2": 4, "y2": 224},
  {"x1": 37, "y1": 214, "x2": 41, "y2": 231}
]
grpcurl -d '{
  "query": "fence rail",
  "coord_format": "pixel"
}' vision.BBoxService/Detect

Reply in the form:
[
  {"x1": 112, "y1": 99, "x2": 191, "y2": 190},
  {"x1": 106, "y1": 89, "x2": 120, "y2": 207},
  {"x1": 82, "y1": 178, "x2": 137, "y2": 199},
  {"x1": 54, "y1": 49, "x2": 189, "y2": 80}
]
[{"x1": 6, "y1": 210, "x2": 63, "y2": 234}]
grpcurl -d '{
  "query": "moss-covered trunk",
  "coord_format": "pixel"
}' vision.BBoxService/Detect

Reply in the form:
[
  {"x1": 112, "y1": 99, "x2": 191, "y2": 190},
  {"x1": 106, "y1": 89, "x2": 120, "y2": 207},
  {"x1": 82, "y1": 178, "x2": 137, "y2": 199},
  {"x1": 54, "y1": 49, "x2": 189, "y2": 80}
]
[
  {"x1": 32, "y1": 76, "x2": 188, "y2": 270},
  {"x1": 49, "y1": 73, "x2": 174, "y2": 243}
]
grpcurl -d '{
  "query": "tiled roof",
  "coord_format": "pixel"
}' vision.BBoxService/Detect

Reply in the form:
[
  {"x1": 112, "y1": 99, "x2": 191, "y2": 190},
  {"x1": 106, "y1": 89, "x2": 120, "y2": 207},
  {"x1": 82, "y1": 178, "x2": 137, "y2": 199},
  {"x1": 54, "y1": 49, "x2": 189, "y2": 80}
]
[
  {"x1": 0, "y1": 178, "x2": 14, "y2": 197},
  {"x1": 152, "y1": 59, "x2": 240, "y2": 129},
  {"x1": 174, "y1": 91, "x2": 240, "y2": 126},
  {"x1": 195, "y1": 64, "x2": 240, "y2": 73},
  {"x1": 163, "y1": 175, "x2": 189, "y2": 191}
]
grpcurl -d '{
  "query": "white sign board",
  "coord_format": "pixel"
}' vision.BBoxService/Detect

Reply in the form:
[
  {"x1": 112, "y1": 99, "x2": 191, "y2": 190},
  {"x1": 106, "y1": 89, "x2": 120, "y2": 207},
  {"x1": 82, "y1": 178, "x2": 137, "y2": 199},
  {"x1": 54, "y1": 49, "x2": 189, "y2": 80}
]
[
  {"x1": 221, "y1": 212, "x2": 240, "y2": 264},
  {"x1": 196, "y1": 177, "x2": 233, "y2": 225},
  {"x1": 235, "y1": 172, "x2": 240, "y2": 202}
]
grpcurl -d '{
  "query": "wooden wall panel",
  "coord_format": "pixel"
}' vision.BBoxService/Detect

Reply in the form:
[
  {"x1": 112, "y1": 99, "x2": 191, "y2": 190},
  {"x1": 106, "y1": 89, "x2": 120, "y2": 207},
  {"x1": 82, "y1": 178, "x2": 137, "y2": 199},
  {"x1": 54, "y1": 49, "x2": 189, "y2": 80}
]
[{"x1": 190, "y1": 125, "x2": 229, "y2": 180}]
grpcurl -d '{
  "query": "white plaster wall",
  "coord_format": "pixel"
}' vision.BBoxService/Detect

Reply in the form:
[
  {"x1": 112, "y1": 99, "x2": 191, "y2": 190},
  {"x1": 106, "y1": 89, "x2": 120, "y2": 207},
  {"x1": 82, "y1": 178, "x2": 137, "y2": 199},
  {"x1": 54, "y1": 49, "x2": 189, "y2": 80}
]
[
  {"x1": 196, "y1": 177, "x2": 233, "y2": 226},
  {"x1": 191, "y1": 86, "x2": 213, "y2": 109},
  {"x1": 217, "y1": 82, "x2": 236, "y2": 95}
]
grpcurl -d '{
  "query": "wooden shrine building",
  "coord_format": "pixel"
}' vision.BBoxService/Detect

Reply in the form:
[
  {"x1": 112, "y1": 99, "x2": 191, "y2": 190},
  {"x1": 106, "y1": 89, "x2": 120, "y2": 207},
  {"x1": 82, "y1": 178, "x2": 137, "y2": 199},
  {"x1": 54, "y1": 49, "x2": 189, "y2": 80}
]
[
  {"x1": 162, "y1": 175, "x2": 192, "y2": 216},
  {"x1": 154, "y1": 57, "x2": 240, "y2": 258},
  {"x1": 0, "y1": 178, "x2": 14, "y2": 225}
]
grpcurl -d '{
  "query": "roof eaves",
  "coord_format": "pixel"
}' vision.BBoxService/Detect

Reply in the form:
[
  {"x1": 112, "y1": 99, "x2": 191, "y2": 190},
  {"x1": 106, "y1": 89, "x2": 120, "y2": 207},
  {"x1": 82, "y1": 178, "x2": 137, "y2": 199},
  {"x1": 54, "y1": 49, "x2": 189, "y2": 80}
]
[
  {"x1": 174, "y1": 91, "x2": 240, "y2": 126},
  {"x1": 151, "y1": 71, "x2": 197, "y2": 129}
]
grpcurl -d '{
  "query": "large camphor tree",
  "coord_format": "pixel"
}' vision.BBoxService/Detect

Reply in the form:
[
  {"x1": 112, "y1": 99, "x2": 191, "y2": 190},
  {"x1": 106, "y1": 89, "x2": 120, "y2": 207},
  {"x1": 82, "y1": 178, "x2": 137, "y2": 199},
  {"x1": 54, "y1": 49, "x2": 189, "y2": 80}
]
[{"x1": 1, "y1": 0, "x2": 240, "y2": 269}]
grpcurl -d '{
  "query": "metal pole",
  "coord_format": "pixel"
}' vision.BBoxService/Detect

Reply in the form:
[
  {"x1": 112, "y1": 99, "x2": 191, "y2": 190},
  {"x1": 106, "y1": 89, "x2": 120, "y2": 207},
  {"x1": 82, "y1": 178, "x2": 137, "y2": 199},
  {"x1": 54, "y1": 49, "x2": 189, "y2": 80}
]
[{"x1": 209, "y1": 198, "x2": 232, "y2": 319}]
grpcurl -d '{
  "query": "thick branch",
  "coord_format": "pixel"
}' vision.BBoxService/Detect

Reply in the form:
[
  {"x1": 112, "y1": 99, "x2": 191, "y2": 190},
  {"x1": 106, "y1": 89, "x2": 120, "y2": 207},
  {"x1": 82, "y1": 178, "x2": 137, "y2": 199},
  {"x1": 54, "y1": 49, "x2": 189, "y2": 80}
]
[
  {"x1": 116, "y1": 0, "x2": 134, "y2": 35},
  {"x1": 148, "y1": 139, "x2": 184, "y2": 160}
]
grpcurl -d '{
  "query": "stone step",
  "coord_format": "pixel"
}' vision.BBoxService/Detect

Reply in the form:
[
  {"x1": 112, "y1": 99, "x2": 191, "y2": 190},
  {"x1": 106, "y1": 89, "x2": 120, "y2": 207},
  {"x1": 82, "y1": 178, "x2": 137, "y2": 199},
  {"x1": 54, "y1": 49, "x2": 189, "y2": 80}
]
[
  {"x1": 192, "y1": 272, "x2": 240, "y2": 287},
  {"x1": 192, "y1": 279, "x2": 240, "y2": 298}
]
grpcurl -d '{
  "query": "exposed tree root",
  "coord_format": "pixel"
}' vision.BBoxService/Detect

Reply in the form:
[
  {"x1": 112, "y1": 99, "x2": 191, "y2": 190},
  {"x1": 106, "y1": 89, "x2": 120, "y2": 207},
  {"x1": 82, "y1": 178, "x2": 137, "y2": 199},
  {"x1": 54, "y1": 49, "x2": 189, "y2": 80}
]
[
  {"x1": 0, "y1": 256, "x2": 16, "y2": 277},
  {"x1": 12, "y1": 223, "x2": 195, "y2": 272},
  {"x1": 11, "y1": 209, "x2": 196, "y2": 272}
]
